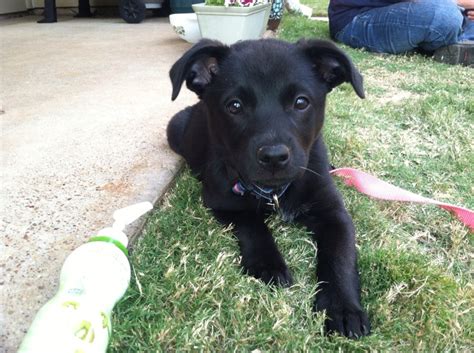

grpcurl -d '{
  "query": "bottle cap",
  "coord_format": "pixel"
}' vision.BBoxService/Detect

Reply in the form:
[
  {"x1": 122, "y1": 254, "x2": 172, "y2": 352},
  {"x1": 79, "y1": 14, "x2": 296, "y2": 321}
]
[{"x1": 89, "y1": 202, "x2": 153, "y2": 256}]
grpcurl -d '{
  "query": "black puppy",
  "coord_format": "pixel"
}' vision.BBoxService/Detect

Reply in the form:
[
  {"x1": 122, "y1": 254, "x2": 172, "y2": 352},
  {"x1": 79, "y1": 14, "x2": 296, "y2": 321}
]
[{"x1": 167, "y1": 38, "x2": 369, "y2": 338}]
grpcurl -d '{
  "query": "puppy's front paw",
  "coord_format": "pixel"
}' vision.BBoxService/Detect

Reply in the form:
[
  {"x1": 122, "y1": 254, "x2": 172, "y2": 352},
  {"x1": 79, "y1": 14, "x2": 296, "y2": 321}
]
[
  {"x1": 314, "y1": 294, "x2": 370, "y2": 338},
  {"x1": 243, "y1": 257, "x2": 293, "y2": 287}
]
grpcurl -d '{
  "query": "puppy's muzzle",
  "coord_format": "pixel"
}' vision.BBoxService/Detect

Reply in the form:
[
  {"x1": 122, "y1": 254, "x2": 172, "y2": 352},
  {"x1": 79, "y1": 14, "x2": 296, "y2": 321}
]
[{"x1": 257, "y1": 144, "x2": 290, "y2": 171}]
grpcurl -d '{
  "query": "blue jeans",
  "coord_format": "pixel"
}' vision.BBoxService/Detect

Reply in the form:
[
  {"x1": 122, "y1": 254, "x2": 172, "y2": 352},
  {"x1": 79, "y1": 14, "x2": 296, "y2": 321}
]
[
  {"x1": 459, "y1": 18, "x2": 474, "y2": 41},
  {"x1": 336, "y1": 0, "x2": 465, "y2": 54}
]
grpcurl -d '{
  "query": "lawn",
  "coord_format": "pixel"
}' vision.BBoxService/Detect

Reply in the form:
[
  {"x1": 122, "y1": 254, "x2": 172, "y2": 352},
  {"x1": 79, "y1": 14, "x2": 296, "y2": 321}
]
[
  {"x1": 301, "y1": 0, "x2": 328, "y2": 16},
  {"x1": 109, "y1": 14, "x2": 473, "y2": 352}
]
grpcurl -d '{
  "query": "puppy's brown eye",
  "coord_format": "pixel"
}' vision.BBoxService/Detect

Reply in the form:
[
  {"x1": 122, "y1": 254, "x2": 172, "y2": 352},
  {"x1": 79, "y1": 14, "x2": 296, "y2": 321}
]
[
  {"x1": 227, "y1": 100, "x2": 243, "y2": 115},
  {"x1": 294, "y1": 96, "x2": 309, "y2": 110}
]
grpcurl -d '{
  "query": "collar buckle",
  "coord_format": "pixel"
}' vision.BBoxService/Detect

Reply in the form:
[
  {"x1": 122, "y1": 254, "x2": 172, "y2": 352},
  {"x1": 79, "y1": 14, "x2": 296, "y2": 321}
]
[{"x1": 232, "y1": 180, "x2": 290, "y2": 210}]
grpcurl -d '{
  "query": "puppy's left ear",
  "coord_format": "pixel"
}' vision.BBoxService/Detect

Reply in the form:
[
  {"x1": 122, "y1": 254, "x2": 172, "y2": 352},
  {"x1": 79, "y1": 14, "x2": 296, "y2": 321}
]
[{"x1": 297, "y1": 39, "x2": 365, "y2": 98}]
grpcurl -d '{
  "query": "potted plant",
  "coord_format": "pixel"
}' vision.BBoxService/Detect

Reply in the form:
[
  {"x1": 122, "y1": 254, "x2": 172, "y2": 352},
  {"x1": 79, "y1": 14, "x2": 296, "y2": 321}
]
[{"x1": 192, "y1": 0, "x2": 271, "y2": 45}]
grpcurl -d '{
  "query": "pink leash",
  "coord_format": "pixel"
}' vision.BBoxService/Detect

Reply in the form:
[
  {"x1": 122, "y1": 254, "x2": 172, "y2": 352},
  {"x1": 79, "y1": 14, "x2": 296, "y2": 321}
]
[{"x1": 330, "y1": 168, "x2": 474, "y2": 232}]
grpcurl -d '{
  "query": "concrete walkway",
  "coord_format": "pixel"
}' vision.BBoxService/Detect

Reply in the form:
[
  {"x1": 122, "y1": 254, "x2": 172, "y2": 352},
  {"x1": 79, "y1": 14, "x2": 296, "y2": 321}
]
[{"x1": 0, "y1": 15, "x2": 195, "y2": 352}]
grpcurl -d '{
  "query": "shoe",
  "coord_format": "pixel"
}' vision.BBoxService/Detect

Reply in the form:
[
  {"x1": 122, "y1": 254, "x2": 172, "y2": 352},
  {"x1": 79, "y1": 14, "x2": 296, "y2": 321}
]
[{"x1": 433, "y1": 41, "x2": 474, "y2": 67}]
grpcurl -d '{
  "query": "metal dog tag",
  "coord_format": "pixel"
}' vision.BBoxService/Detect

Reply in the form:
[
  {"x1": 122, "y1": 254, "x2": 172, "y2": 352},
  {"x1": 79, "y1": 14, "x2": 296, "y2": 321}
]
[
  {"x1": 266, "y1": 194, "x2": 281, "y2": 212},
  {"x1": 272, "y1": 194, "x2": 280, "y2": 209}
]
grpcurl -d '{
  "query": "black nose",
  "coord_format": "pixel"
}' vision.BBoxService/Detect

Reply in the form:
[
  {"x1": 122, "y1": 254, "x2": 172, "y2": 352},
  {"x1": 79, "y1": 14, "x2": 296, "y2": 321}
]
[{"x1": 257, "y1": 144, "x2": 290, "y2": 169}]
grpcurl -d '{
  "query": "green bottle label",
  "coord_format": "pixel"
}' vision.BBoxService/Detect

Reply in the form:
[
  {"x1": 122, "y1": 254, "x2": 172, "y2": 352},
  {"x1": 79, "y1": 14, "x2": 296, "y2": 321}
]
[{"x1": 88, "y1": 236, "x2": 128, "y2": 256}]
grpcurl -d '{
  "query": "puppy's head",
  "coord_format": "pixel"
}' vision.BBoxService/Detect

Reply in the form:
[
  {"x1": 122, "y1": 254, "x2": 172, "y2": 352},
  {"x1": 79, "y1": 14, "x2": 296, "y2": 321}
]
[{"x1": 170, "y1": 38, "x2": 364, "y2": 188}]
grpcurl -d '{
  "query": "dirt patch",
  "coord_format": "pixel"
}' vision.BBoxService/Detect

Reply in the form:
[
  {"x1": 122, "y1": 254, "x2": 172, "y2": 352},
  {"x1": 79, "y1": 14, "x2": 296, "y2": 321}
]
[
  {"x1": 97, "y1": 180, "x2": 132, "y2": 195},
  {"x1": 378, "y1": 90, "x2": 414, "y2": 105},
  {"x1": 364, "y1": 68, "x2": 422, "y2": 105}
]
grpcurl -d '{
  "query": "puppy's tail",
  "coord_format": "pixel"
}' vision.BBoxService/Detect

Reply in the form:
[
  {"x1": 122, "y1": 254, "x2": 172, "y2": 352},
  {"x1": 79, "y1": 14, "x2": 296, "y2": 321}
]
[{"x1": 167, "y1": 107, "x2": 192, "y2": 156}]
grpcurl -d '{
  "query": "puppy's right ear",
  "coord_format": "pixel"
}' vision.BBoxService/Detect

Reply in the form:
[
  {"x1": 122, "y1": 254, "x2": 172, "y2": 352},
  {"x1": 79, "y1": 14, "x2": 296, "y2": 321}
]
[{"x1": 170, "y1": 39, "x2": 229, "y2": 100}]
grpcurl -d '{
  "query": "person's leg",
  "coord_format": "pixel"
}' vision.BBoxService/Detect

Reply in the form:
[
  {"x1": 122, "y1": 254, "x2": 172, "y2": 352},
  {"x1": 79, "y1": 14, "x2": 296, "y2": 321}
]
[
  {"x1": 458, "y1": 19, "x2": 474, "y2": 41},
  {"x1": 336, "y1": 0, "x2": 463, "y2": 54},
  {"x1": 267, "y1": 19, "x2": 281, "y2": 32},
  {"x1": 418, "y1": 0, "x2": 464, "y2": 51},
  {"x1": 267, "y1": 0, "x2": 285, "y2": 31},
  {"x1": 434, "y1": 14, "x2": 474, "y2": 66}
]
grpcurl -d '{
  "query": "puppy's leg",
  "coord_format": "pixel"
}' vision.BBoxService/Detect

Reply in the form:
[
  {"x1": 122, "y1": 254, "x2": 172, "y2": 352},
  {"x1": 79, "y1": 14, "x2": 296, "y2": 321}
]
[
  {"x1": 166, "y1": 106, "x2": 193, "y2": 156},
  {"x1": 299, "y1": 204, "x2": 370, "y2": 338},
  {"x1": 213, "y1": 210, "x2": 293, "y2": 287}
]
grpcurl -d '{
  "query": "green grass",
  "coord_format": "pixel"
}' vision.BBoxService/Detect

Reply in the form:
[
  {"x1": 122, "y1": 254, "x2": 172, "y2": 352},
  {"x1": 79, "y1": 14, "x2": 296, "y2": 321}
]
[
  {"x1": 301, "y1": 0, "x2": 329, "y2": 16},
  {"x1": 109, "y1": 14, "x2": 474, "y2": 352}
]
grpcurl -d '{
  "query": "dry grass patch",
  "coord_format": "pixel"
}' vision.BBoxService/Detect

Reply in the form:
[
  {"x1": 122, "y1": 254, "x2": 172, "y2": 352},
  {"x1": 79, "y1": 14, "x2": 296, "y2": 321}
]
[{"x1": 363, "y1": 67, "x2": 423, "y2": 105}]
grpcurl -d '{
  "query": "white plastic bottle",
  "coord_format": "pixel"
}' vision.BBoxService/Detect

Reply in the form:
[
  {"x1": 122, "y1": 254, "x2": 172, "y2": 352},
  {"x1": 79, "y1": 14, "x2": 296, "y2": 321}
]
[{"x1": 18, "y1": 202, "x2": 153, "y2": 353}]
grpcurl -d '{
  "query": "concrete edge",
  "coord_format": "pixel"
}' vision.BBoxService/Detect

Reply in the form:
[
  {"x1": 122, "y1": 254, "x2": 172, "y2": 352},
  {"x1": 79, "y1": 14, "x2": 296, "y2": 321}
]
[{"x1": 127, "y1": 159, "x2": 185, "y2": 251}]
